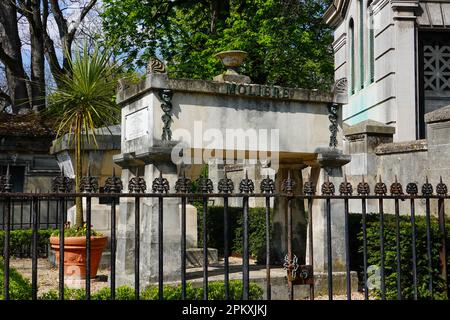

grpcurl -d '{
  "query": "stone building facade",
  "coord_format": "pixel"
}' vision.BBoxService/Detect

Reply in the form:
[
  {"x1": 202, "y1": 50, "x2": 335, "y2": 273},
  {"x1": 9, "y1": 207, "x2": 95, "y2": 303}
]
[{"x1": 325, "y1": 0, "x2": 450, "y2": 141}]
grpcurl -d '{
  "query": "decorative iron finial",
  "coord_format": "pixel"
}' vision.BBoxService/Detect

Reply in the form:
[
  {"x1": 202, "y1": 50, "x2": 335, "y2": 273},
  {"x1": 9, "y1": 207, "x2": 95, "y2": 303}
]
[
  {"x1": 175, "y1": 171, "x2": 192, "y2": 193},
  {"x1": 129, "y1": 169, "x2": 147, "y2": 193},
  {"x1": 80, "y1": 164, "x2": 99, "y2": 193},
  {"x1": 339, "y1": 175, "x2": 353, "y2": 196},
  {"x1": 196, "y1": 175, "x2": 214, "y2": 193},
  {"x1": 218, "y1": 171, "x2": 234, "y2": 194},
  {"x1": 282, "y1": 171, "x2": 295, "y2": 194},
  {"x1": 103, "y1": 168, "x2": 123, "y2": 193},
  {"x1": 390, "y1": 175, "x2": 403, "y2": 196},
  {"x1": 374, "y1": 176, "x2": 387, "y2": 196},
  {"x1": 260, "y1": 174, "x2": 275, "y2": 194},
  {"x1": 152, "y1": 171, "x2": 170, "y2": 193},
  {"x1": 422, "y1": 177, "x2": 433, "y2": 196},
  {"x1": 436, "y1": 176, "x2": 448, "y2": 196},
  {"x1": 357, "y1": 176, "x2": 370, "y2": 196},
  {"x1": 303, "y1": 174, "x2": 316, "y2": 196},
  {"x1": 321, "y1": 175, "x2": 335, "y2": 196},
  {"x1": 51, "y1": 169, "x2": 73, "y2": 193},
  {"x1": 0, "y1": 164, "x2": 12, "y2": 193},
  {"x1": 239, "y1": 171, "x2": 254, "y2": 194},
  {"x1": 406, "y1": 182, "x2": 418, "y2": 196}
]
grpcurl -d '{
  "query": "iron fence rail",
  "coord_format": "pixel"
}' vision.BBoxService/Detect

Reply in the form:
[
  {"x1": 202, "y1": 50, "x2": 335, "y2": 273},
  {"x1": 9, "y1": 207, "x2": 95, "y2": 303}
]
[{"x1": 0, "y1": 170, "x2": 449, "y2": 301}]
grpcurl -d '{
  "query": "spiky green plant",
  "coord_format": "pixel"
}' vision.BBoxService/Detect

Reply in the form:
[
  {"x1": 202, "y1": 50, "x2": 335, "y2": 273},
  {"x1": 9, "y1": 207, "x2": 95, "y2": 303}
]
[{"x1": 47, "y1": 43, "x2": 122, "y2": 228}]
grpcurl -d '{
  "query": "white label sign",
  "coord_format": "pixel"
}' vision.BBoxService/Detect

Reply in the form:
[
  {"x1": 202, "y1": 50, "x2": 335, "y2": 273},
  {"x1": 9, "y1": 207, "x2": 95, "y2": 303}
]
[{"x1": 125, "y1": 107, "x2": 149, "y2": 141}]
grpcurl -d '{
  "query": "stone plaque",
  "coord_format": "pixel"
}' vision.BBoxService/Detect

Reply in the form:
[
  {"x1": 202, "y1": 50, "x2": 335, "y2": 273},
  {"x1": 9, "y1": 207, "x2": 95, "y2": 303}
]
[{"x1": 125, "y1": 107, "x2": 149, "y2": 141}]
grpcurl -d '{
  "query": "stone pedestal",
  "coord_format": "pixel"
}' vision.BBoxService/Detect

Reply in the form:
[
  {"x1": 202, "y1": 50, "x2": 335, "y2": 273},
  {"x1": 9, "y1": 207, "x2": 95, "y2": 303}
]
[
  {"x1": 343, "y1": 120, "x2": 396, "y2": 213},
  {"x1": 115, "y1": 162, "x2": 183, "y2": 287},
  {"x1": 272, "y1": 166, "x2": 307, "y2": 264},
  {"x1": 306, "y1": 149, "x2": 350, "y2": 272}
]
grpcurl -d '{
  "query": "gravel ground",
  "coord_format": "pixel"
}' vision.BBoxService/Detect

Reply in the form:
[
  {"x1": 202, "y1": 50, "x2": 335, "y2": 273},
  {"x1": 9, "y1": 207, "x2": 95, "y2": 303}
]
[
  {"x1": 10, "y1": 257, "x2": 110, "y2": 295},
  {"x1": 311, "y1": 292, "x2": 366, "y2": 300}
]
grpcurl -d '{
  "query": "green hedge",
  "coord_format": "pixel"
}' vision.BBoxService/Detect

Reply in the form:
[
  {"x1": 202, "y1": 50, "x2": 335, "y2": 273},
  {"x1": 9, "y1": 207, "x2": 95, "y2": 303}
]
[
  {"x1": 0, "y1": 229, "x2": 55, "y2": 257},
  {"x1": 0, "y1": 257, "x2": 32, "y2": 300},
  {"x1": 354, "y1": 213, "x2": 450, "y2": 300},
  {"x1": 39, "y1": 280, "x2": 263, "y2": 300},
  {"x1": 196, "y1": 205, "x2": 271, "y2": 263}
]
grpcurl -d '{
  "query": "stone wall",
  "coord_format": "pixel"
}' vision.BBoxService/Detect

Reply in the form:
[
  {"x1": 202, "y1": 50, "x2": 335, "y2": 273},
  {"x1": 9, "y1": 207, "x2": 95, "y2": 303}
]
[{"x1": 344, "y1": 104, "x2": 450, "y2": 216}]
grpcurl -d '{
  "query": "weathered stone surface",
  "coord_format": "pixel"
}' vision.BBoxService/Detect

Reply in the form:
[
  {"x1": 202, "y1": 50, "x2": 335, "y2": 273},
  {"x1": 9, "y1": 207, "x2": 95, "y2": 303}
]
[
  {"x1": 343, "y1": 120, "x2": 396, "y2": 137},
  {"x1": 272, "y1": 167, "x2": 307, "y2": 264},
  {"x1": 425, "y1": 104, "x2": 450, "y2": 124},
  {"x1": 307, "y1": 163, "x2": 347, "y2": 272},
  {"x1": 375, "y1": 140, "x2": 428, "y2": 155},
  {"x1": 117, "y1": 73, "x2": 335, "y2": 105},
  {"x1": 186, "y1": 248, "x2": 218, "y2": 268},
  {"x1": 213, "y1": 74, "x2": 251, "y2": 84},
  {"x1": 50, "y1": 125, "x2": 121, "y2": 154}
]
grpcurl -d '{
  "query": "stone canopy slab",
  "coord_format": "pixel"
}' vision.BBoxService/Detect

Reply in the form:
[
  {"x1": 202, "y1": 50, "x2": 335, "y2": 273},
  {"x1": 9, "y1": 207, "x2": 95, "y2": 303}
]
[{"x1": 115, "y1": 73, "x2": 342, "y2": 168}]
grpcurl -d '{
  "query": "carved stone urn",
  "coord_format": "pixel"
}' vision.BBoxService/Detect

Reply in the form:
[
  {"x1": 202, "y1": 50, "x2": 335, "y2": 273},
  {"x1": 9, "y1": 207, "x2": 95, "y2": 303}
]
[{"x1": 213, "y1": 50, "x2": 251, "y2": 84}]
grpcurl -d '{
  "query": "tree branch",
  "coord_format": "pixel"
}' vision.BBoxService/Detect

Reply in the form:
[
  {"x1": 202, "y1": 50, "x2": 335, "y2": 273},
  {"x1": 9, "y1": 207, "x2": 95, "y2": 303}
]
[
  {"x1": 49, "y1": 0, "x2": 68, "y2": 40},
  {"x1": 0, "y1": 87, "x2": 11, "y2": 104},
  {"x1": 67, "y1": 0, "x2": 98, "y2": 45},
  {"x1": 0, "y1": 43, "x2": 17, "y2": 70}
]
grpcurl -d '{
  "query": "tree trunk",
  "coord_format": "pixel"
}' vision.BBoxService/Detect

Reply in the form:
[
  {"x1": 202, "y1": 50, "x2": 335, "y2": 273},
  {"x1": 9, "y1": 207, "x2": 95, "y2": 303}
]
[
  {"x1": 30, "y1": 0, "x2": 46, "y2": 112},
  {"x1": 210, "y1": 0, "x2": 230, "y2": 34},
  {"x1": 0, "y1": 2, "x2": 30, "y2": 114},
  {"x1": 75, "y1": 117, "x2": 83, "y2": 228}
]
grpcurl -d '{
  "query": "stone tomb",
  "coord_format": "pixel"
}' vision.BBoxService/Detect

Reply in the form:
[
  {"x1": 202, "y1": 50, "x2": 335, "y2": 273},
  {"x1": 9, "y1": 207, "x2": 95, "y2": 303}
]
[{"x1": 113, "y1": 70, "x2": 349, "y2": 287}]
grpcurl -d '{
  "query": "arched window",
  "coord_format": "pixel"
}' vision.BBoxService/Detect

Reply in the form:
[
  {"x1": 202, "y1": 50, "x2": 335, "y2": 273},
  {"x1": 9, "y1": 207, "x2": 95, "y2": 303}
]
[
  {"x1": 349, "y1": 19, "x2": 355, "y2": 95},
  {"x1": 368, "y1": 1, "x2": 375, "y2": 84},
  {"x1": 359, "y1": 0, "x2": 364, "y2": 89}
]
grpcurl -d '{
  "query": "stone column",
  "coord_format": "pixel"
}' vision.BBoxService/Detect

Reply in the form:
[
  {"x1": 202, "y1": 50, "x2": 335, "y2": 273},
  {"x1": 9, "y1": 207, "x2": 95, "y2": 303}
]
[
  {"x1": 272, "y1": 165, "x2": 307, "y2": 264},
  {"x1": 391, "y1": 0, "x2": 420, "y2": 141},
  {"x1": 306, "y1": 149, "x2": 350, "y2": 272},
  {"x1": 115, "y1": 153, "x2": 182, "y2": 288},
  {"x1": 343, "y1": 120, "x2": 395, "y2": 213}
]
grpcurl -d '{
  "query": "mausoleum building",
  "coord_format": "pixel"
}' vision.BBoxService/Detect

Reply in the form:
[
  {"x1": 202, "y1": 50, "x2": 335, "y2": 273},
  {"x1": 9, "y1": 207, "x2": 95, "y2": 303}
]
[{"x1": 325, "y1": 0, "x2": 450, "y2": 140}]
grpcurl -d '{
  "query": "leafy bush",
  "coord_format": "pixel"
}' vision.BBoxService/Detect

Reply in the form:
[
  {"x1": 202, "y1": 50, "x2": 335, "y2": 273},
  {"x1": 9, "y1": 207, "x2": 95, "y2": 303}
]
[
  {"x1": 0, "y1": 257, "x2": 32, "y2": 300},
  {"x1": 196, "y1": 205, "x2": 271, "y2": 262},
  {"x1": 39, "y1": 280, "x2": 263, "y2": 300},
  {"x1": 354, "y1": 213, "x2": 450, "y2": 300},
  {"x1": 0, "y1": 229, "x2": 55, "y2": 257},
  {"x1": 51, "y1": 223, "x2": 102, "y2": 237},
  {"x1": 232, "y1": 207, "x2": 271, "y2": 263}
]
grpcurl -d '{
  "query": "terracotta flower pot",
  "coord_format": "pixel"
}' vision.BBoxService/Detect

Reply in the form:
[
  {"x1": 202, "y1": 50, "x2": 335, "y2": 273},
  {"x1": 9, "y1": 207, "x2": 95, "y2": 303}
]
[{"x1": 50, "y1": 235, "x2": 108, "y2": 279}]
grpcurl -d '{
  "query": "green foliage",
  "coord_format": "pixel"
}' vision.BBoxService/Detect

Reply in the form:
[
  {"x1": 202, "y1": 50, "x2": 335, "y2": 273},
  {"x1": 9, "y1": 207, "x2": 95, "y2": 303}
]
[
  {"x1": 232, "y1": 207, "x2": 271, "y2": 262},
  {"x1": 354, "y1": 213, "x2": 450, "y2": 300},
  {"x1": 39, "y1": 281, "x2": 263, "y2": 300},
  {"x1": 46, "y1": 42, "x2": 125, "y2": 229},
  {"x1": 46, "y1": 43, "x2": 123, "y2": 140},
  {"x1": 0, "y1": 229, "x2": 54, "y2": 257},
  {"x1": 196, "y1": 205, "x2": 271, "y2": 263},
  {"x1": 51, "y1": 223, "x2": 102, "y2": 238},
  {"x1": 0, "y1": 257, "x2": 32, "y2": 300},
  {"x1": 102, "y1": 0, "x2": 334, "y2": 90},
  {"x1": 190, "y1": 165, "x2": 210, "y2": 194}
]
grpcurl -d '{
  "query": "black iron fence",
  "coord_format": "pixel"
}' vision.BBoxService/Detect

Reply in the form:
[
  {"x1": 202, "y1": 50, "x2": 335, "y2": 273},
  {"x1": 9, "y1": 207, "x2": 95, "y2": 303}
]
[{"x1": 0, "y1": 167, "x2": 449, "y2": 300}]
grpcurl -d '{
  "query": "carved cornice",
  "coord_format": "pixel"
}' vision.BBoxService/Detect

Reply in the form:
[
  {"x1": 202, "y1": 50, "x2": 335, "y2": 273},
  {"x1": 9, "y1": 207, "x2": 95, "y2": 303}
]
[{"x1": 324, "y1": 0, "x2": 350, "y2": 27}]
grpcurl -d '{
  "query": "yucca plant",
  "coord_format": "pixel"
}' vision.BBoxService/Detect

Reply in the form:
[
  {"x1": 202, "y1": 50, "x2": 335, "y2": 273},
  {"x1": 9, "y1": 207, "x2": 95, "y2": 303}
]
[{"x1": 47, "y1": 43, "x2": 122, "y2": 229}]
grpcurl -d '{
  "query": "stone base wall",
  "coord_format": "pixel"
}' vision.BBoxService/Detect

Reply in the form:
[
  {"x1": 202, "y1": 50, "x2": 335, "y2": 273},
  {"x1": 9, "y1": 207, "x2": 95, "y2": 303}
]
[{"x1": 344, "y1": 105, "x2": 450, "y2": 216}]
